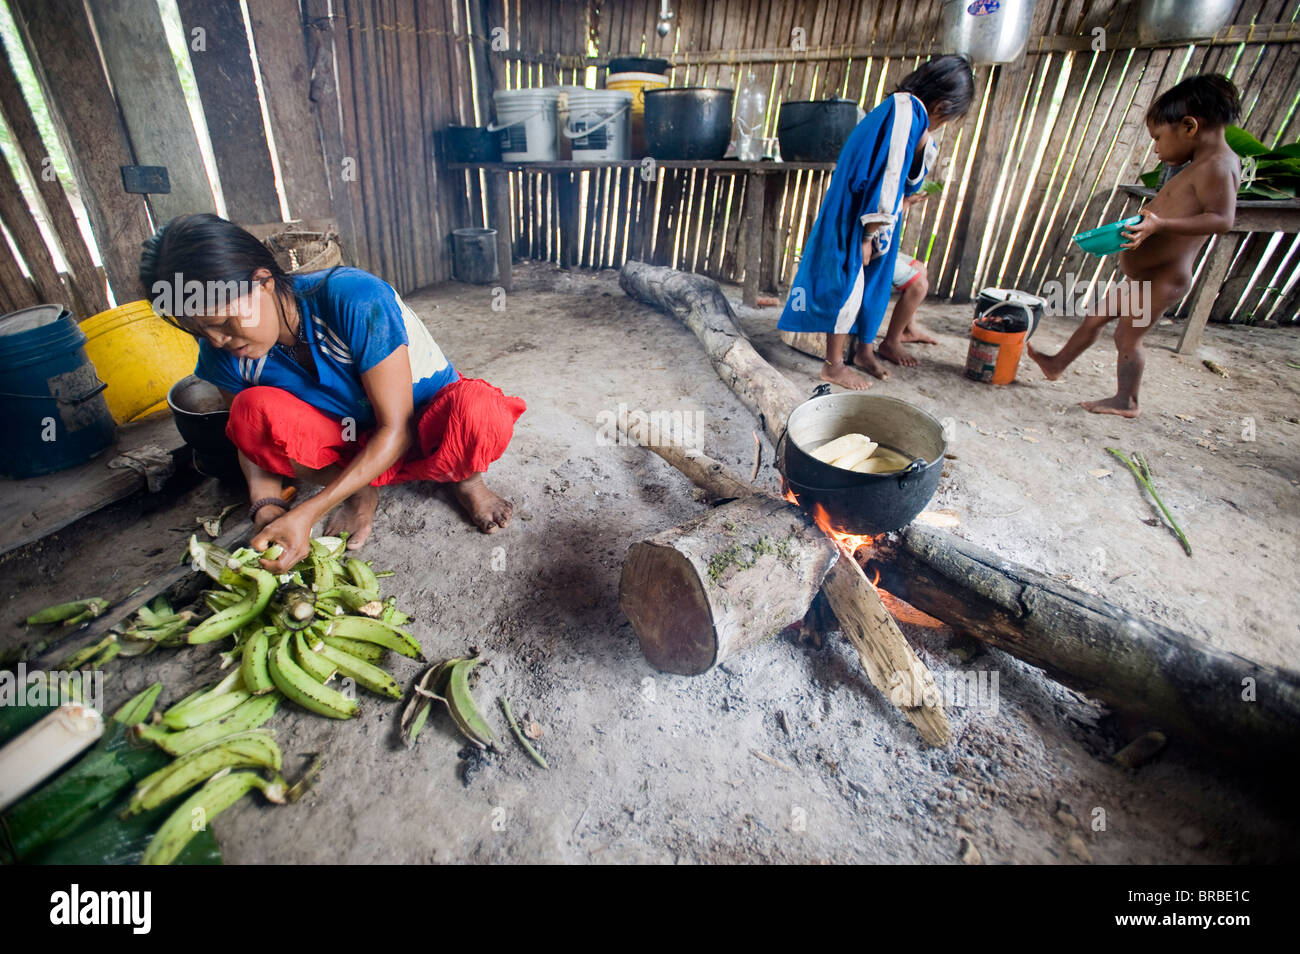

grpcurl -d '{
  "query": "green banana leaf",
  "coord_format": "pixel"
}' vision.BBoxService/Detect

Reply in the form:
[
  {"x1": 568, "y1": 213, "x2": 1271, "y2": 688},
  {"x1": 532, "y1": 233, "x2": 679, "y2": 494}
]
[
  {"x1": 1, "y1": 721, "x2": 170, "y2": 861},
  {"x1": 1226, "y1": 124, "x2": 1269, "y2": 157},
  {"x1": 1, "y1": 682, "x2": 222, "y2": 865},
  {"x1": 25, "y1": 786, "x2": 221, "y2": 866},
  {"x1": 0, "y1": 677, "x2": 82, "y2": 743},
  {"x1": 1240, "y1": 182, "x2": 1295, "y2": 200},
  {"x1": 1139, "y1": 168, "x2": 1161, "y2": 188}
]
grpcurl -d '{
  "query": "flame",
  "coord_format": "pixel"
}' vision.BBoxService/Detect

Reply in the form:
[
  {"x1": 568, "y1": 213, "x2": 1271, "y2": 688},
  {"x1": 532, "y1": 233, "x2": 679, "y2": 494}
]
[
  {"x1": 808, "y1": 501, "x2": 881, "y2": 556},
  {"x1": 790, "y1": 494, "x2": 947, "y2": 630}
]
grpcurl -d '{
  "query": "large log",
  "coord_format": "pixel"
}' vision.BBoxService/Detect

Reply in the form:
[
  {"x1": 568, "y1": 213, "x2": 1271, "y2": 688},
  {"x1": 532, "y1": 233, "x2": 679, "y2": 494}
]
[
  {"x1": 621, "y1": 494, "x2": 838, "y2": 675},
  {"x1": 619, "y1": 260, "x2": 801, "y2": 444},
  {"x1": 867, "y1": 524, "x2": 1300, "y2": 757}
]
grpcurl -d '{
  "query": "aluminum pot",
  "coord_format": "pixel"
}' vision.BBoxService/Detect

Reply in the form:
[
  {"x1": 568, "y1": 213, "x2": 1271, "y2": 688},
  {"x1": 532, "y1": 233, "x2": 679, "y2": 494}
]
[
  {"x1": 777, "y1": 387, "x2": 946, "y2": 534},
  {"x1": 777, "y1": 99, "x2": 862, "y2": 162},
  {"x1": 168, "y1": 374, "x2": 240, "y2": 481},
  {"x1": 1138, "y1": 0, "x2": 1235, "y2": 44},
  {"x1": 940, "y1": 0, "x2": 1037, "y2": 64},
  {"x1": 643, "y1": 87, "x2": 734, "y2": 160}
]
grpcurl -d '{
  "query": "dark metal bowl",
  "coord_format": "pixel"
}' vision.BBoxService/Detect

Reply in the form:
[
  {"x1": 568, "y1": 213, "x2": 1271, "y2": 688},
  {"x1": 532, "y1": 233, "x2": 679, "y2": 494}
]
[{"x1": 167, "y1": 374, "x2": 240, "y2": 481}]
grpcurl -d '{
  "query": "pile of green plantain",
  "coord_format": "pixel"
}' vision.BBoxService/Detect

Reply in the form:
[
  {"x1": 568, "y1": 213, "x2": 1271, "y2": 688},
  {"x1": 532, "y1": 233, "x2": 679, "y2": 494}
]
[{"x1": 133, "y1": 534, "x2": 424, "y2": 720}]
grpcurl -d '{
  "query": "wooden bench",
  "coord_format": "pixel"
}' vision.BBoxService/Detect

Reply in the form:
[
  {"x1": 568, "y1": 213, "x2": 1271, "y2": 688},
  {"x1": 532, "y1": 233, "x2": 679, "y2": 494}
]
[{"x1": 449, "y1": 160, "x2": 835, "y2": 306}]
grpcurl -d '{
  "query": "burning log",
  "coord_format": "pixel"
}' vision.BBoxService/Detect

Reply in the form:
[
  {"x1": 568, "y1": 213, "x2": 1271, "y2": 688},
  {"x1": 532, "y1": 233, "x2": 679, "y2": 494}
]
[
  {"x1": 865, "y1": 525, "x2": 1300, "y2": 758},
  {"x1": 618, "y1": 428, "x2": 952, "y2": 746}
]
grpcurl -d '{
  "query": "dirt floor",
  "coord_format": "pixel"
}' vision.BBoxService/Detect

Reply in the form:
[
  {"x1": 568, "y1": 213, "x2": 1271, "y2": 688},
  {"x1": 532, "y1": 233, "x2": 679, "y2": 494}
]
[{"x1": 2, "y1": 260, "x2": 1298, "y2": 864}]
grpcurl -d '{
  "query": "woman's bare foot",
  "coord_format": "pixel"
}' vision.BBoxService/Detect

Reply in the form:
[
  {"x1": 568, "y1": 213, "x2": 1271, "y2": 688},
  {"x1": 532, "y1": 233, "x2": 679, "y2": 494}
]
[
  {"x1": 325, "y1": 486, "x2": 379, "y2": 548},
  {"x1": 1026, "y1": 343, "x2": 1066, "y2": 381},
  {"x1": 820, "y1": 361, "x2": 874, "y2": 390},
  {"x1": 877, "y1": 338, "x2": 919, "y2": 367},
  {"x1": 851, "y1": 343, "x2": 891, "y2": 380},
  {"x1": 1080, "y1": 395, "x2": 1140, "y2": 418},
  {"x1": 900, "y1": 321, "x2": 938, "y2": 345},
  {"x1": 452, "y1": 472, "x2": 513, "y2": 533}
]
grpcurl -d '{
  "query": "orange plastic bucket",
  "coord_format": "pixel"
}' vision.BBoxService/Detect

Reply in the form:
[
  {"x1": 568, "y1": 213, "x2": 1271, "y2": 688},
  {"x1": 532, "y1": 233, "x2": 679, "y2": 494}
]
[{"x1": 964, "y1": 320, "x2": 1027, "y2": 385}]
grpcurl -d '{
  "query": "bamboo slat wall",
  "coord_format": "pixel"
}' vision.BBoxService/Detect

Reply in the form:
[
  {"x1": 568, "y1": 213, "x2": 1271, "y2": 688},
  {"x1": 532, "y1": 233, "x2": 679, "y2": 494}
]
[
  {"x1": 0, "y1": 0, "x2": 1294, "y2": 321},
  {"x1": 488, "y1": 0, "x2": 1300, "y2": 322}
]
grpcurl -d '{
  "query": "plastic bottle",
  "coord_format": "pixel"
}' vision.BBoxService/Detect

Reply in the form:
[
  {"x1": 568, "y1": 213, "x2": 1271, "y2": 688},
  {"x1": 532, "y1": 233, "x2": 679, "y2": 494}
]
[{"x1": 733, "y1": 71, "x2": 767, "y2": 162}]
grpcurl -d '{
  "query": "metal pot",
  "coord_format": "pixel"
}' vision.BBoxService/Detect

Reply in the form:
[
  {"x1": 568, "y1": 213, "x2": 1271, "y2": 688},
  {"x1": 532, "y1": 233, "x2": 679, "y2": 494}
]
[
  {"x1": 1138, "y1": 0, "x2": 1235, "y2": 44},
  {"x1": 643, "y1": 87, "x2": 734, "y2": 160},
  {"x1": 167, "y1": 375, "x2": 240, "y2": 481},
  {"x1": 940, "y1": 0, "x2": 1037, "y2": 64},
  {"x1": 777, "y1": 387, "x2": 946, "y2": 534},
  {"x1": 777, "y1": 99, "x2": 862, "y2": 162}
]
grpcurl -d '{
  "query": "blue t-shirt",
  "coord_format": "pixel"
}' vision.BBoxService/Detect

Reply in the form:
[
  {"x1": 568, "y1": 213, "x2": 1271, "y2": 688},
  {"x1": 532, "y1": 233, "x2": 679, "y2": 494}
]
[{"x1": 195, "y1": 267, "x2": 457, "y2": 428}]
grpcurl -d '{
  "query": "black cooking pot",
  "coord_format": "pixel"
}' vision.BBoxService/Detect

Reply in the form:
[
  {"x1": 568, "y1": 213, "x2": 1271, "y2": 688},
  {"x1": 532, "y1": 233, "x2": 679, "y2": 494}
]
[
  {"x1": 777, "y1": 99, "x2": 861, "y2": 161},
  {"x1": 644, "y1": 87, "x2": 734, "y2": 160},
  {"x1": 444, "y1": 125, "x2": 501, "y2": 163},
  {"x1": 777, "y1": 387, "x2": 946, "y2": 534},
  {"x1": 168, "y1": 374, "x2": 241, "y2": 482},
  {"x1": 608, "y1": 56, "x2": 670, "y2": 75}
]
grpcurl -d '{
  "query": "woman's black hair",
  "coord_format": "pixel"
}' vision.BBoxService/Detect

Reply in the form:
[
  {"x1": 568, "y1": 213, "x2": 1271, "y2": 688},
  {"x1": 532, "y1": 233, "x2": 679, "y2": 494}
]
[
  {"x1": 1146, "y1": 73, "x2": 1240, "y2": 129},
  {"x1": 897, "y1": 54, "x2": 976, "y2": 123},
  {"x1": 139, "y1": 213, "x2": 339, "y2": 334}
]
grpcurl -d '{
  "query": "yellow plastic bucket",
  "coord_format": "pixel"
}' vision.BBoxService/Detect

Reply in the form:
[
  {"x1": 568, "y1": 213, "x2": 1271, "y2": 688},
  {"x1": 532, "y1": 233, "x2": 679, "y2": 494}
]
[
  {"x1": 607, "y1": 72, "x2": 668, "y2": 158},
  {"x1": 82, "y1": 301, "x2": 199, "y2": 423}
]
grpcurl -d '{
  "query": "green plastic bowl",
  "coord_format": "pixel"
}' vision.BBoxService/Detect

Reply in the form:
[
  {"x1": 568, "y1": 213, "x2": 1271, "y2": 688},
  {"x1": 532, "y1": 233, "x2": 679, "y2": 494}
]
[{"x1": 1072, "y1": 215, "x2": 1143, "y2": 256}]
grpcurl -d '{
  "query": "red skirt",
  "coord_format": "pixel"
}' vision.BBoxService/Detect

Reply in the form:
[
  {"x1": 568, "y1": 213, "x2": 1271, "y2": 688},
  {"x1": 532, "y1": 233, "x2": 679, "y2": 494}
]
[{"x1": 225, "y1": 376, "x2": 526, "y2": 486}]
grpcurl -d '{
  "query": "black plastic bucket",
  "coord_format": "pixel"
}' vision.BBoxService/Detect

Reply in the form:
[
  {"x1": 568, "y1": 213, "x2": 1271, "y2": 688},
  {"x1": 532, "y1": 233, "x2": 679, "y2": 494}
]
[
  {"x1": 608, "y1": 57, "x2": 670, "y2": 75},
  {"x1": 777, "y1": 100, "x2": 861, "y2": 161},
  {"x1": 452, "y1": 228, "x2": 499, "y2": 284},
  {"x1": 445, "y1": 125, "x2": 501, "y2": 163},
  {"x1": 643, "y1": 87, "x2": 734, "y2": 160}
]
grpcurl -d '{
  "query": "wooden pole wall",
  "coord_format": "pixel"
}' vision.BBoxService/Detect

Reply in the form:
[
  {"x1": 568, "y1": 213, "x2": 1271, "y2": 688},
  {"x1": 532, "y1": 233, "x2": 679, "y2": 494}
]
[{"x1": 484, "y1": 0, "x2": 1300, "y2": 323}]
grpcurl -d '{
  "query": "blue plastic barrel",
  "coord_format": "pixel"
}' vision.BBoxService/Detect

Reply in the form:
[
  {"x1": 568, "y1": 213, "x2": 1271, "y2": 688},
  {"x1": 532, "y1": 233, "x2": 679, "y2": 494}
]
[{"x1": 0, "y1": 304, "x2": 116, "y2": 478}]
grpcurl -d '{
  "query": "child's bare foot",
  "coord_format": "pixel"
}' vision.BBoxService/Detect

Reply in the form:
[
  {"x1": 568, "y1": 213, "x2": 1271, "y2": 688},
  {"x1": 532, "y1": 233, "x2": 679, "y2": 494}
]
[
  {"x1": 877, "y1": 338, "x2": 919, "y2": 367},
  {"x1": 820, "y1": 361, "x2": 874, "y2": 390},
  {"x1": 452, "y1": 472, "x2": 514, "y2": 532},
  {"x1": 900, "y1": 322, "x2": 938, "y2": 345},
  {"x1": 1080, "y1": 395, "x2": 1140, "y2": 418},
  {"x1": 1026, "y1": 343, "x2": 1066, "y2": 381},
  {"x1": 851, "y1": 344, "x2": 891, "y2": 380},
  {"x1": 326, "y1": 486, "x2": 379, "y2": 548}
]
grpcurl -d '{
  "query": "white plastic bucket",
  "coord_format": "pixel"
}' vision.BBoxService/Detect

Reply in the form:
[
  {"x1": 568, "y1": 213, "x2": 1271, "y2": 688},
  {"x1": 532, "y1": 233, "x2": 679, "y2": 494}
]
[
  {"x1": 490, "y1": 88, "x2": 561, "y2": 162},
  {"x1": 561, "y1": 89, "x2": 632, "y2": 162},
  {"x1": 554, "y1": 86, "x2": 588, "y2": 161}
]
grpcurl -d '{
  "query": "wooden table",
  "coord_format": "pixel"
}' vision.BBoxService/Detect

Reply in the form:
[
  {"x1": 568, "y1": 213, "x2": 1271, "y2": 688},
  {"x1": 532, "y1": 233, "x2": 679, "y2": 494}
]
[
  {"x1": 1120, "y1": 185, "x2": 1300, "y2": 353},
  {"x1": 449, "y1": 160, "x2": 835, "y2": 304}
]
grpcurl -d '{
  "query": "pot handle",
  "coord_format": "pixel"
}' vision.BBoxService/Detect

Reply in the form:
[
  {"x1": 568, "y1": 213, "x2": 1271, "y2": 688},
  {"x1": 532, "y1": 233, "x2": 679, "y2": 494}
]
[
  {"x1": 810, "y1": 383, "x2": 831, "y2": 399},
  {"x1": 895, "y1": 457, "x2": 927, "y2": 490}
]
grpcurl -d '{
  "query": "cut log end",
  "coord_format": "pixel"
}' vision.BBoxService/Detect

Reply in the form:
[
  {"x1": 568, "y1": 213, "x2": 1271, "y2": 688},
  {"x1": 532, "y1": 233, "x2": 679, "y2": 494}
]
[
  {"x1": 619, "y1": 495, "x2": 838, "y2": 676},
  {"x1": 620, "y1": 542, "x2": 719, "y2": 675}
]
